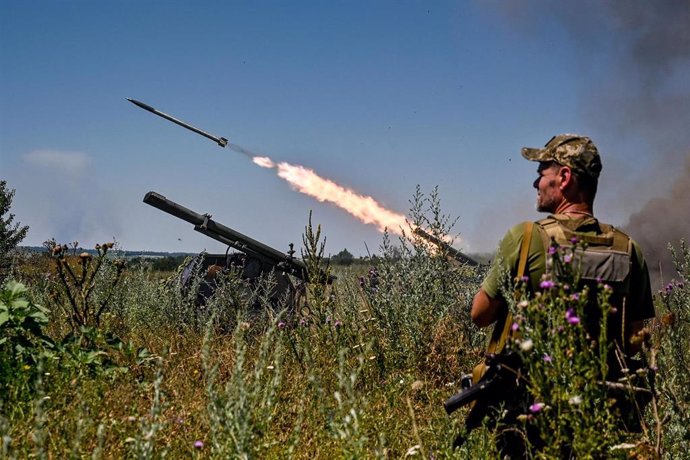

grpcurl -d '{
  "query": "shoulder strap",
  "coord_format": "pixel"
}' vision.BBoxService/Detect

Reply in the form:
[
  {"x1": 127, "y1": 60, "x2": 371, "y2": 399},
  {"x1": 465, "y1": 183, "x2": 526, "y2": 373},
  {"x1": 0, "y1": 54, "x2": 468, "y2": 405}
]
[{"x1": 487, "y1": 221, "x2": 534, "y2": 355}]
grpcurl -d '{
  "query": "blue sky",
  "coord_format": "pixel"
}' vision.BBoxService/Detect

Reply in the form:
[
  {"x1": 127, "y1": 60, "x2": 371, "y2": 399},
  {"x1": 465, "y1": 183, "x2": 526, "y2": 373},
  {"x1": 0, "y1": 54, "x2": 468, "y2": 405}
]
[{"x1": 2, "y1": 1, "x2": 689, "y2": 262}]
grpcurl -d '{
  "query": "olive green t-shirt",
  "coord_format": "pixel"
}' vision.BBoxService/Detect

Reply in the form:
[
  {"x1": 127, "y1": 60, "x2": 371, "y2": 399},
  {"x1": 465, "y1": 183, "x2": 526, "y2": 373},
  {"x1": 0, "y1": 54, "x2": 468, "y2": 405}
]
[{"x1": 481, "y1": 215, "x2": 655, "y2": 324}]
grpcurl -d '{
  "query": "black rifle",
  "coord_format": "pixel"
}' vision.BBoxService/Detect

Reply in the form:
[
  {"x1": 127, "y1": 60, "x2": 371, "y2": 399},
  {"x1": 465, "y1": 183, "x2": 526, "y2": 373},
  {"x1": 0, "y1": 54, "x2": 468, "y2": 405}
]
[{"x1": 444, "y1": 352, "x2": 524, "y2": 448}]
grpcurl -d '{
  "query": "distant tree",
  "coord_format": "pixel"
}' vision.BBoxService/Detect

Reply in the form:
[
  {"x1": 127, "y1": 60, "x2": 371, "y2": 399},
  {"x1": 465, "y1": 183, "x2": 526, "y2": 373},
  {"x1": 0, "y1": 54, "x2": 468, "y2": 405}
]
[
  {"x1": 331, "y1": 248, "x2": 355, "y2": 266},
  {"x1": 0, "y1": 181, "x2": 29, "y2": 283}
]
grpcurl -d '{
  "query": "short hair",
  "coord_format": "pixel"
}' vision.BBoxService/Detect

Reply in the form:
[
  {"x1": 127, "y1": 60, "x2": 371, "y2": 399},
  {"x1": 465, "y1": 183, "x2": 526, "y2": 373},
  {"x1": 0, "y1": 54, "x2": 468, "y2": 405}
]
[{"x1": 573, "y1": 170, "x2": 598, "y2": 203}]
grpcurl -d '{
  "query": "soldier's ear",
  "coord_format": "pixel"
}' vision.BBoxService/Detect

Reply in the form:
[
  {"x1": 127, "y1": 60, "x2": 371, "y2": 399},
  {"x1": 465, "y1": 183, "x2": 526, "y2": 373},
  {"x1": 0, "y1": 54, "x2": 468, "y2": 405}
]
[{"x1": 558, "y1": 166, "x2": 573, "y2": 190}]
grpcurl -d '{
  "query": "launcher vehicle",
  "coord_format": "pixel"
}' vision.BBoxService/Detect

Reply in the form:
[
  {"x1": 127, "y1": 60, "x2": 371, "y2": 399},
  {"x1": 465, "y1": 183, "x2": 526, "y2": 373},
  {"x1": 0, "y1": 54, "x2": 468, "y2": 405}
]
[{"x1": 143, "y1": 191, "x2": 328, "y2": 306}]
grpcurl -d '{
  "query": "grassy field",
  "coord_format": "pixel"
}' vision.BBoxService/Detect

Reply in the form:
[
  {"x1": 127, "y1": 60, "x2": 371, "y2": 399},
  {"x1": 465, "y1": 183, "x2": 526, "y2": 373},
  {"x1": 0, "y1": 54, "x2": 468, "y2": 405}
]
[{"x1": 2, "y1": 203, "x2": 689, "y2": 459}]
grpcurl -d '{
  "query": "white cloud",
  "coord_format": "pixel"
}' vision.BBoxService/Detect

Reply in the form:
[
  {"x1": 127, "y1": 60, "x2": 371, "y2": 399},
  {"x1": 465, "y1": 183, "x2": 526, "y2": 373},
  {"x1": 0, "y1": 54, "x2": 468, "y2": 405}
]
[{"x1": 23, "y1": 149, "x2": 90, "y2": 176}]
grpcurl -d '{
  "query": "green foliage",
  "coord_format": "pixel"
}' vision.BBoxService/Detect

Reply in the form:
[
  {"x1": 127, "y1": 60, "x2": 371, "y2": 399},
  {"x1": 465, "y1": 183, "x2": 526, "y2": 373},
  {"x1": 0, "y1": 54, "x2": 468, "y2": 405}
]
[
  {"x1": 366, "y1": 186, "x2": 482, "y2": 377},
  {"x1": 0, "y1": 181, "x2": 29, "y2": 284},
  {"x1": 510, "y1": 243, "x2": 622, "y2": 458},
  {"x1": 45, "y1": 240, "x2": 125, "y2": 332},
  {"x1": 650, "y1": 239, "x2": 690, "y2": 458},
  {"x1": 203, "y1": 313, "x2": 284, "y2": 458},
  {"x1": 0, "y1": 281, "x2": 54, "y2": 407},
  {"x1": 331, "y1": 248, "x2": 355, "y2": 266},
  {"x1": 1, "y1": 190, "x2": 688, "y2": 458}
]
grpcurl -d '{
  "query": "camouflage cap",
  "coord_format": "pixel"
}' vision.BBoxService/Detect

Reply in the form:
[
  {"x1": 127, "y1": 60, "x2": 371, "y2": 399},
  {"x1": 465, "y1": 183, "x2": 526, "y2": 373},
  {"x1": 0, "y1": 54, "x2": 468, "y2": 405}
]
[{"x1": 521, "y1": 134, "x2": 602, "y2": 179}]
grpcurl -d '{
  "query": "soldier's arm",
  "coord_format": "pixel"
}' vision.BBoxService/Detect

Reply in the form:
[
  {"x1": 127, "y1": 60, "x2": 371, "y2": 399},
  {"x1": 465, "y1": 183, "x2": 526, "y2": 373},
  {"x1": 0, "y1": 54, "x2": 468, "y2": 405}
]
[
  {"x1": 471, "y1": 288, "x2": 506, "y2": 327},
  {"x1": 472, "y1": 224, "x2": 526, "y2": 328}
]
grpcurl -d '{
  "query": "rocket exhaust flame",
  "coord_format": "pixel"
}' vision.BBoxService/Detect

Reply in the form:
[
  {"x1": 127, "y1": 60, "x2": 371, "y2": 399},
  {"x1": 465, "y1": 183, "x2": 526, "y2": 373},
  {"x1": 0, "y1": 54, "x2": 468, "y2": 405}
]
[{"x1": 251, "y1": 154, "x2": 408, "y2": 234}]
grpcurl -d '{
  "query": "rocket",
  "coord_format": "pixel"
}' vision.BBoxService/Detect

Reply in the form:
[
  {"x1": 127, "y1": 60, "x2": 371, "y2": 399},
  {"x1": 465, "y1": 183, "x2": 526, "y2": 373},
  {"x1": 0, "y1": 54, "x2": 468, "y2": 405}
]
[{"x1": 127, "y1": 98, "x2": 228, "y2": 148}]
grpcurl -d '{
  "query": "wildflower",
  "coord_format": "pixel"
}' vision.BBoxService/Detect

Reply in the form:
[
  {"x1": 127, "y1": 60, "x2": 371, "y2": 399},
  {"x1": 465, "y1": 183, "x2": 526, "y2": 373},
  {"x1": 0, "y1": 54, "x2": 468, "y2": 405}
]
[
  {"x1": 603, "y1": 284, "x2": 612, "y2": 292},
  {"x1": 542, "y1": 354, "x2": 552, "y2": 363},
  {"x1": 517, "y1": 300, "x2": 529, "y2": 309},
  {"x1": 299, "y1": 318, "x2": 308, "y2": 326},
  {"x1": 521, "y1": 276, "x2": 529, "y2": 283},
  {"x1": 565, "y1": 308, "x2": 580, "y2": 325},
  {"x1": 511, "y1": 322, "x2": 519, "y2": 332},
  {"x1": 568, "y1": 395, "x2": 583, "y2": 405},
  {"x1": 194, "y1": 440, "x2": 204, "y2": 449},
  {"x1": 563, "y1": 254, "x2": 573, "y2": 264},
  {"x1": 570, "y1": 237, "x2": 578, "y2": 244},
  {"x1": 570, "y1": 293, "x2": 579, "y2": 301},
  {"x1": 529, "y1": 402, "x2": 545, "y2": 413},
  {"x1": 277, "y1": 321, "x2": 286, "y2": 330},
  {"x1": 519, "y1": 339, "x2": 534, "y2": 352},
  {"x1": 540, "y1": 280, "x2": 556, "y2": 289},
  {"x1": 548, "y1": 246, "x2": 557, "y2": 255},
  {"x1": 334, "y1": 320, "x2": 342, "y2": 329}
]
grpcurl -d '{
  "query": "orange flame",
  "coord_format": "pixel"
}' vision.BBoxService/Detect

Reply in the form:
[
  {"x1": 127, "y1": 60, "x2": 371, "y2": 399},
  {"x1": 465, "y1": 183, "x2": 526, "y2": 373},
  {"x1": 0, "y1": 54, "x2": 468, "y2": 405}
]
[{"x1": 252, "y1": 155, "x2": 408, "y2": 234}]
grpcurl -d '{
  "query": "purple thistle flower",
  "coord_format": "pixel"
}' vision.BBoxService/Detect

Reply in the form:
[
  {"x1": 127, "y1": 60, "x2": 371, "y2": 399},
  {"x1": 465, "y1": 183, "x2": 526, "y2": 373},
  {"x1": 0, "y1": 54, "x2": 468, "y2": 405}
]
[
  {"x1": 570, "y1": 237, "x2": 578, "y2": 244},
  {"x1": 277, "y1": 321, "x2": 286, "y2": 330},
  {"x1": 299, "y1": 318, "x2": 308, "y2": 326},
  {"x1": 540, "y1": 280, "x2": 556, "y2": 289},
  {"x1": 511, "y1": 322, "x2": 519, "y2": 332},
  {"x1": 521, "y1": 276, "x2": 529, "y2": 283},
  {"x1": 570, "y1": 293, "x2": 580, "y2": 301},
  {"x1": 563, "y1": 254, "x2": 573, "y2": 264},
  {"x1": 548, "y1": 246, "x2": 557, "y2": 255},
  {"x1": 334, "y1": 320, "x2": 342, "y2": 328},
  {"x1": 543, "y1": 354, "x2": 552, "y2": 363},
  {"x1": 194, "y1": 440, "x2": 204, "y2": 449},
  {"x1": 529, "y1": 402, "x2": 545, "y2": 413},
  {"x1": 566, "y1": 309, "x2": 581, "y2": 325}
]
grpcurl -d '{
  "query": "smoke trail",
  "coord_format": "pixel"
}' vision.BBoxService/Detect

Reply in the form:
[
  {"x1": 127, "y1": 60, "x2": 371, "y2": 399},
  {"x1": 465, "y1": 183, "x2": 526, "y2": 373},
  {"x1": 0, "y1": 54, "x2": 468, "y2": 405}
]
[{"x1": 249, "y1": 154, "x2": 408, "y2": 234}]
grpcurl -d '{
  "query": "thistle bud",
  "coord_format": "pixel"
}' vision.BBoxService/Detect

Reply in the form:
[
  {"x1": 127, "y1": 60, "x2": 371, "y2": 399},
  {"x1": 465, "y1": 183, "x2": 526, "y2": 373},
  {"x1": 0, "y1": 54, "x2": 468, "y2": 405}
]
[{"x1": 79, "y1": 252, "x2": 92, "y2": 260}]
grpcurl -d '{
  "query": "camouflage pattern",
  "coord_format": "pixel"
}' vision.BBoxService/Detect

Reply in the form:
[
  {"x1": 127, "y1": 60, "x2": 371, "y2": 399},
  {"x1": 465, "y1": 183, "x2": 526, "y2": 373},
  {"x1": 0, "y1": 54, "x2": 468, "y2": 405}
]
[{"x1": 521, "y1": 134, "x2": 602, "y2": 179}]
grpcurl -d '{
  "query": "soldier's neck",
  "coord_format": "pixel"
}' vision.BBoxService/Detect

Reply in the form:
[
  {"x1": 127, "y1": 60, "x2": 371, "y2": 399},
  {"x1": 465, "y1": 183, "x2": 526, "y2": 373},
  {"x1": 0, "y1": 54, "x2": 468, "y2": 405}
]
[{"x1": 553, "y1": 202, "x2": 594, "y2": 218}]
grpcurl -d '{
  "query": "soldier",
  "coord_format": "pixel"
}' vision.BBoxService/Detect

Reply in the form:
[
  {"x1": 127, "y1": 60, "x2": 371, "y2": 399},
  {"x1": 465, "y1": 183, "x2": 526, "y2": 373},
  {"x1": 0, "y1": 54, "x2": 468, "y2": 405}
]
[{"x1": 470, "y1": 134, "x2": 655, "y2": 457}]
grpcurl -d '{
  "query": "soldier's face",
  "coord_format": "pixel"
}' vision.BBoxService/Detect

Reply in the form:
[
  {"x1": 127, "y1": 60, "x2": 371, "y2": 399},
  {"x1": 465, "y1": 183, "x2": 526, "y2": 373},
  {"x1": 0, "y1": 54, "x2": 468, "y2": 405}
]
[{"x1": 534, "y1": 162, "x2": 563, "y2": 213}]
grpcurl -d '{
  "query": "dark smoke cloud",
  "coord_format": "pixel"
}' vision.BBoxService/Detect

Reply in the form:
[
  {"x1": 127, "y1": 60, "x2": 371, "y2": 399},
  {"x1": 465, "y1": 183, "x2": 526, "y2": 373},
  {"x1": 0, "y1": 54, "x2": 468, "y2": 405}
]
[
  {"x1": 623, "y1": 154, "x2": 690, "y2": 287},
  {"x1": 483, "y1": 0, "x2": 690, "y2": 284}
]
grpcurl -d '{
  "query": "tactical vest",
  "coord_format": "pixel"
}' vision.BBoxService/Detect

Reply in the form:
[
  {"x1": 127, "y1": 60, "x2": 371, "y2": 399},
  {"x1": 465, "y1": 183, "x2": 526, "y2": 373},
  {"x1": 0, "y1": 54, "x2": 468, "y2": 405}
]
[{"x1": 535, "y1": 215, "x2": 634, "y2": 353}]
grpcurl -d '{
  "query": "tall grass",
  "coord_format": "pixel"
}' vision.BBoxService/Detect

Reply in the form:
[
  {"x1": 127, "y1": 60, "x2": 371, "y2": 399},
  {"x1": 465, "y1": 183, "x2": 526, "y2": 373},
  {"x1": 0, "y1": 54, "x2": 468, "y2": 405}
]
[{"x1": 1, "y1": 192, "x2": 688, "y2": 458}]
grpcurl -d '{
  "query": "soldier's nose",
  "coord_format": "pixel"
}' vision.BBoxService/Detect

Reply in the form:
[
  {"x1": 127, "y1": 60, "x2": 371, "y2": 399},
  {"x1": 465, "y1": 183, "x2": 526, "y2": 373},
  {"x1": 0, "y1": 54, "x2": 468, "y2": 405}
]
[{"x1": 533, "y1": 177, "x2": 540, "y2": 189}]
